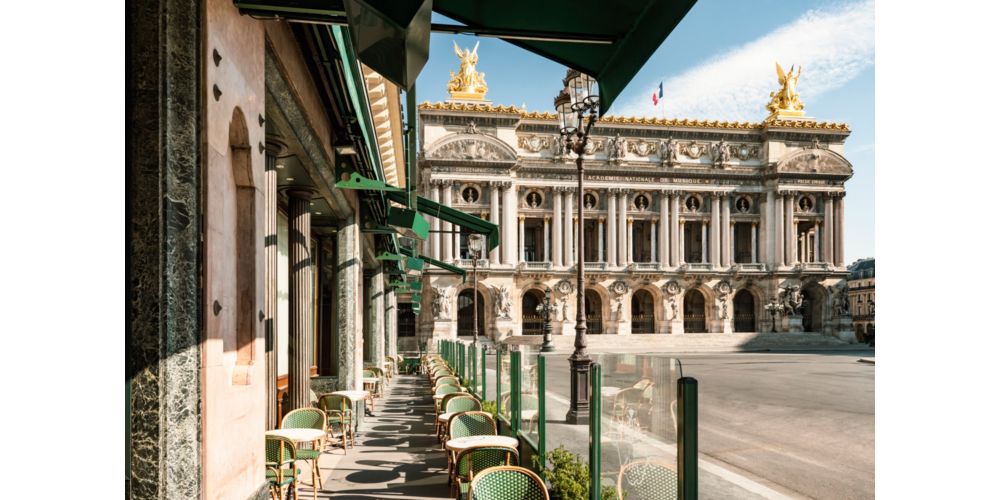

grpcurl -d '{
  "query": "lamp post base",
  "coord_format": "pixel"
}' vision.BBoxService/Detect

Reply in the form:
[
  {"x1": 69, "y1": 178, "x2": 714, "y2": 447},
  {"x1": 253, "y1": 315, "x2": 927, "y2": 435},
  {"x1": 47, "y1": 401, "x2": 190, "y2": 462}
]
[{"x1": 565, "y1": 353, "x2": 592, "y2": 425}]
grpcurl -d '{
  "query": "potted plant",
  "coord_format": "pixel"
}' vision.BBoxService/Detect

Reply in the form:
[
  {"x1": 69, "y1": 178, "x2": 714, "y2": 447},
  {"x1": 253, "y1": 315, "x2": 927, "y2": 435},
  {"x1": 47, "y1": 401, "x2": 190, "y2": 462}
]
[{"x1": 532, "y1": 445, "x2": 617, "y2": 500}]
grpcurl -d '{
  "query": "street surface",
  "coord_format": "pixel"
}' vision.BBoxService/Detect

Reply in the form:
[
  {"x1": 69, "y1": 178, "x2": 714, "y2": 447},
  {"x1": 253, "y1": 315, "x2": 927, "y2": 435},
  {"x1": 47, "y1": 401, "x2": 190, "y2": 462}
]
[{"x1": 487, "y1": 351, "x2": 874, "y2": 499}]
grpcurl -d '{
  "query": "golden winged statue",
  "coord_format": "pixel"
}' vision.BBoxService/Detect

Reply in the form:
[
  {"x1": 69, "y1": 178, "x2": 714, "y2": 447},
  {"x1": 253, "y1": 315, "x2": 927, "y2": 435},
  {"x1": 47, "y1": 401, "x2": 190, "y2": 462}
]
[
  {"x1": 766, "y1": 62, "x2": 806, "y2": 118},
  {"x1": 447, "y1": 41, "x2": 488, "y2": 100}
]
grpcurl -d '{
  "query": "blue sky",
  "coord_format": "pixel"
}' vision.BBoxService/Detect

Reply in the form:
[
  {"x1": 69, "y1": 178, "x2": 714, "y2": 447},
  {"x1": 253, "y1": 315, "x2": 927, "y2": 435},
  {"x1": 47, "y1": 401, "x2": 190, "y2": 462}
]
[{"x1": 414, "y1": 0, "x2": 874, "y2": 263}]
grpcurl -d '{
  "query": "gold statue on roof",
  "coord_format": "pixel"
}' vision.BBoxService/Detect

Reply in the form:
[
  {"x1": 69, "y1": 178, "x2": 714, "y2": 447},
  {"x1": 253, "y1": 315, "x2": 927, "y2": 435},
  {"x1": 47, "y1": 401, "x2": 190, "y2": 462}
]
[
  {"x1": 766, "y1": 62, "x2": 806, "y2": 120},
  {"x1": 448, "y1": 41, "x2": 488, "y2": 101}
]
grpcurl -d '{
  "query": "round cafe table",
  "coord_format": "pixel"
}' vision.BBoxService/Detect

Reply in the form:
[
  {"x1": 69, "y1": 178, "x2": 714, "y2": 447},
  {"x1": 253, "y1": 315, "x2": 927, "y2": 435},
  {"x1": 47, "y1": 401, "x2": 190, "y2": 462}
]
[
  {"x1": 265, "y1": 428, "x2": 326, "y2": 443},
  {"x1": 445, "y1": 435, "x2": 519, "y2": 453},
  {"x1": 331, "y1": 390, "x2": 370, "y2": 431},
  {"x1": 601, "y1": 386, "x2": 622, "y2": 398}
]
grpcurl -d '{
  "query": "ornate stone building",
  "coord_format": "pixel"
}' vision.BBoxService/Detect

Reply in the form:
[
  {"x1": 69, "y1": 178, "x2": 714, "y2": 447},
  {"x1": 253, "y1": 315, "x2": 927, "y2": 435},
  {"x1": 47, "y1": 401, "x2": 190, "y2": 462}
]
[
  {"x1": 847, "y1": 258, "x2": 875, "y2": 342},
  {"x1": 413, "y1": 62, "x2": 857, "y2": 345}
]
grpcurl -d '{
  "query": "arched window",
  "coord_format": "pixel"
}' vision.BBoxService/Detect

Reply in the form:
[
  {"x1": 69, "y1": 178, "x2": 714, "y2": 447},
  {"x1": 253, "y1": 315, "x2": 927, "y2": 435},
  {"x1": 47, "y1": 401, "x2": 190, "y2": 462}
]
[
  {"x1": 683, "y1": 290, "x2": 707, "y2": 333},
  {"x1": 521, "y1": 290, "x2": 545, "y2": 335},
  {"x1": 631, "y1": 289, "x2": 655, "y2": 333},
  {"x1": 733, "y1": 290, "x2": 756, "y2": 332}
]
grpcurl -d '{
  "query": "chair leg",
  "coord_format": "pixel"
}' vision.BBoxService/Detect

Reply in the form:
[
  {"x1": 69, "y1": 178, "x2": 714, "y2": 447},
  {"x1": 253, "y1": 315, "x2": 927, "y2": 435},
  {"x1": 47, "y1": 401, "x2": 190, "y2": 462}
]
[{"x1": 312, "y1": 459, "x2": 320, "y2": 500}]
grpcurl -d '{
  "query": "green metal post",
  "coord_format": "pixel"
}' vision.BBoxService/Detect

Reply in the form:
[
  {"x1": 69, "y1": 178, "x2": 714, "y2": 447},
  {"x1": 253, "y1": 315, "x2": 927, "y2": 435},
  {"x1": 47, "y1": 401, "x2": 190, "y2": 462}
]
[
  {"x1": 406, "y1": 84, "x2": 417, "y2": 209},
  {"x1": 496, "y1": 347, "x2": 502, "y2": 415},
  {"x1": 511, "y1": 350, "x2": 521, "y2": 437},
  {"x1": 589, "y1": 362, "x2": 602, "y2": 500},
  {"x1": 678, "y1": 377, "x2": 698, "y2": 500},
  {"x1": 537, "y1": 354, "x2": 546, "y2": 464},
  {"x1": 481, "y1": 349, "x2": 487, "y2": 399}
]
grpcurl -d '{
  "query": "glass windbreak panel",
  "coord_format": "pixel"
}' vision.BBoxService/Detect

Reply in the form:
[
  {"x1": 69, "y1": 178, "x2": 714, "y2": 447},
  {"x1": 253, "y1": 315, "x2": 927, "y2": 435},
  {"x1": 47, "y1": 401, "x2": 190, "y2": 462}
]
[
  {"x1": 498, "y1": 346, "x2": 512, "y2": 424},
  {"x1": 596, "y1": 354, "x2": 683, "y2": 500},
  {"x1": 519, "y1": 346, "x2": 542, "y2": 449}
]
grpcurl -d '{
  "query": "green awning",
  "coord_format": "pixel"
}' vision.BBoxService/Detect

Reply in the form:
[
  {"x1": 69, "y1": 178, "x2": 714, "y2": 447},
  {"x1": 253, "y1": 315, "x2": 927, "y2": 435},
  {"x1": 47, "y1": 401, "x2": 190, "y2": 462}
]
[
  {"x1": 431, "y1": 0, "x2": 697, "y2": 115},
  {"x1": 385, "y1": 190, "x2": 498, "y2": 251},
  {"x1": 234, "y1": 0, "x2": 697, "y2": 115},
  {"x1": 400, "y1": 245, "x2": 467, "y2": 279}
]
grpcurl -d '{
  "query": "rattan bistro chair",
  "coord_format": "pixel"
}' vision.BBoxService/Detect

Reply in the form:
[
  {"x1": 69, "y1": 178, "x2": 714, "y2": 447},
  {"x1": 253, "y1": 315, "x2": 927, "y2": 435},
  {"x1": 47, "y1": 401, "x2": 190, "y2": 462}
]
[
  {"x1": 453, "y1": 445, "x2": 519, "y2": 499},
  {"x1": 317, "y1": 393, "x2": 355, "y2": 453},
  {"x1": 281, "y1": 408, "x2": 327, "y2": 500},
  {"x1": 447, "y1": 411, "x2": 498, "y2": 483},
  {"x1": 265, "y1": 435, "x2": 299, "y2": 500},
  {"x1": 469, "y1": 466, "x2": 549, "y2": 500},
  {"x1": 616, "y1": 459, "x2": 678, "y2": 500},
  {"x1": 438, "y1": 394, "x2": 482, "y2": 442}
]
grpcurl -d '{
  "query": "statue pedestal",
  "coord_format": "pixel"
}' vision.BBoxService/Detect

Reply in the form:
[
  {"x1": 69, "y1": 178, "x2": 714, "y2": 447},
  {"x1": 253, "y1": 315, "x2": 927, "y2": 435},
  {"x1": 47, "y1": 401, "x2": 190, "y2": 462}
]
[
  {"x1": 788, "y1": 315, "x2": 804, "y2": 333},
  {"x1": 836, "y1": 316, "x2": 856, "y2": 343},
  {"x1": 494, "y1": 317, "x2": 514, "y2": 344},
  {"x1": 669, "y1": 318, "x2": 685, "y2": 335},
  {"x1": 721, "y1": 318, "x2": 733, "y2": 335}
]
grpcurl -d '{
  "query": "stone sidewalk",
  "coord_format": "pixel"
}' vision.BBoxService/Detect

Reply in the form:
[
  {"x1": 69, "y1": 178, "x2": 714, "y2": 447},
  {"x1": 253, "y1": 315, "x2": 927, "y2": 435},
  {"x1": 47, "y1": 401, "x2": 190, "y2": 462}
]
[{"x1": 292, "y1": 374, "x2": 452, "y2": 500}]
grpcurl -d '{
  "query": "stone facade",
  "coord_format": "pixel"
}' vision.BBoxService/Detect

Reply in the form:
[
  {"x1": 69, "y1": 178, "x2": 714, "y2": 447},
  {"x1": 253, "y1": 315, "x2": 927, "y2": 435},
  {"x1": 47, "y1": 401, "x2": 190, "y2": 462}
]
[
  {"x1": 415, "y1": 101, "x2": 857, "y2": 344},
  {"x1": 847, "y1": 258, "x2": 875, "y2": 342}
]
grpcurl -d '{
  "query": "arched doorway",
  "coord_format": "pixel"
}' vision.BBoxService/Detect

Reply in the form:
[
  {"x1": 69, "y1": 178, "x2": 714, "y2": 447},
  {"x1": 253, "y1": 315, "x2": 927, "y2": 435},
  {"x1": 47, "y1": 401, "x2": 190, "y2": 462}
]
[
  {"x1": 631, "y1": 289, "x2": 655, "y2": 334},
  {"x1": 585, "y1": 289, "x2": 604, "y2": 335},
  {"x1": 683, "y1": 290, "x2": 707, "y2": 333},
  {"x1": 521, "y1": 289, "x2": 545, "y2": 335},
  {"x1": 733, "y1": 289, "x2": 756, "y2": 332},
  {"x1": 457, "y1": 289, "x2": 485, "y2": 337},
  {"x1": 801, "y1": 286, "x2": 825, "y2": 333},
  {"x1": 856, "y1": 324, "x2": 865, "y2": 342},
  {"x1": 865, "y1": 324, "x2": 875, "y2": 344}
]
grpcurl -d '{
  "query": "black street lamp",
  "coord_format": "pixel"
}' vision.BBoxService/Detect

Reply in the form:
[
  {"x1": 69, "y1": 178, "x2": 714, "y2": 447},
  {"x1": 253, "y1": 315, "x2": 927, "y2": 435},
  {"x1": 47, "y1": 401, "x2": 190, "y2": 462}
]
[
  {"x1": 537, "y1": 286, "x2": 556, "y2": 352},
  {"x1": 468, "y1": 234, "x2": 485, "y2": 346},
  {"x1": 555, "y1": 69, "x2": 599, "y2": 424}
]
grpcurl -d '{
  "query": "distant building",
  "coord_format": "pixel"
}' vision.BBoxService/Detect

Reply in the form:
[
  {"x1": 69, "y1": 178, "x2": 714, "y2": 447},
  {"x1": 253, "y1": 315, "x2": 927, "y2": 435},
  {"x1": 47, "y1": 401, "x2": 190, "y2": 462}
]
[
  {"x1": 847, "y1": 258, "x2": 875, "y2": 342},
  {"x1": 410, "y1": 50, "x2": 860, "y2": 346}
]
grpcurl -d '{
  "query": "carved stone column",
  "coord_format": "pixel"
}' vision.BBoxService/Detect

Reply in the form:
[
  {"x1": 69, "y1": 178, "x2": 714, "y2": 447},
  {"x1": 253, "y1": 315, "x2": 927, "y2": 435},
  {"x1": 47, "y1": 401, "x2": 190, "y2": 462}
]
[
  {"x1": 502, "y1": 182, "x2": 517, "y2": 265},
  {"x1": 564, "y1": 189, "x2": 574, "y2": 266},
  {"x1": 552, "y1": 188, "x2": 563, "y2": 267},
  {"x1": 543, "y1": 215, "x2": 551, "y2": 262},
  {"x1": 835, "y1": 193, "x2": 846, "y2": 267},
  {"x1": 287, "y1": 188, "x2": 315, "y2": 412},
  {"x1": 626, "y1": 217, "x2": 635, "y2": 264},
  {"x1": 441, "y1": 181, "x2": 454, "y2": 262},
  {"x1": 607, "y1": 190, "x2": 617, "y2": 266},
  {"x1": 710, "y1": 193, "x2": 720, "y2": 268},
  {"x1": 618, "y1": 191, "x2": 628, "y2": 267},
  {"x1": 700, "y1": 220, "x2": 708, "y2": 264},
  {"x1": 370, "y1": 271, "x2": 385, "y2": 365},
  {"x1": 651, "y1": 218, "x2": 658, "y2": 264},
  {"x1": 785, "y1": 193, "x2": 796, "y2": 265},
  {"x1": 597, "y1": 216, "x2": 605, "y2": 263},
  {"x1": 337, "y1": 212, "x2": 363, "y2": 391},
  {"x1": 774, "y1": 192, "x2": 785, "y2": 266},
  {"x1": 659, "y1": 191, "x2": 669, "y2": 266},
  {"x1": 430, "y1": 181, "x2": 441, "y2": 260},
  {"x1": 572, "y1": 216, "x2": 578, "y2": 264},
  {"x1": 678, "y1": 220, "x2": 685, "y2": 265},
  {"x1": 518, "y1": 215, "x2": 526, "y2": 263},
  {"x1": 721, "y1": 194, "x2": 731, "y2": 267},
  {"x1": 823, "y1": 193, "x2": 834, "y2": 264},
  {"x1": 490, "y1": 182, "x2": 500, "y2": 264},
  {"x1": 264, "y1": 146, "x2": 279, "y2": 430},
  {"x1": 670, "y1": 192, "x2": 680, "y2": 266},
  {"x1": 813, "y1": 222, "x2": 821, "y2": 263},
  {"x1": 751, "y1": 222, "x2": 758, "y2": 263},
  {"x1": 385, "y1": 290, "x2": 396, "y2": 358}
]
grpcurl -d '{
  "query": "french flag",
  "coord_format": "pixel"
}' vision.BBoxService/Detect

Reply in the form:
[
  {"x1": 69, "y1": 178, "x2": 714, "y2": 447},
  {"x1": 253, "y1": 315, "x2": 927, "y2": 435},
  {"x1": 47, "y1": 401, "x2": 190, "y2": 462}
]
[{"x1": 651, "y1": 81, "x2": 663, "y2": 106}]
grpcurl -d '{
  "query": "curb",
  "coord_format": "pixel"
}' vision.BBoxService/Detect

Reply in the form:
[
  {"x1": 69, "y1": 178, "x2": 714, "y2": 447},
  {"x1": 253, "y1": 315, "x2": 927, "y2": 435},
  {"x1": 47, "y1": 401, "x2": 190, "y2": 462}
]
[{"x1": 857, "y1": 358, "x2": 875, "y2": 365}]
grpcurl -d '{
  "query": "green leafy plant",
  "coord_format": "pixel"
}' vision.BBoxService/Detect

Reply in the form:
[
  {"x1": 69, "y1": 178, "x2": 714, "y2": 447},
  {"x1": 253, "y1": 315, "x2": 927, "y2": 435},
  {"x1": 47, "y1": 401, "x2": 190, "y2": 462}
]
[
  {"x1": 532, "y1": 445, "x2": 617, "y2": 500},
  {"x1": 481, "y1": 400, "x2": 497, "y2": 417},
  {"x1": 460, "y1": 377, "x2": 471, "y2": 388}
]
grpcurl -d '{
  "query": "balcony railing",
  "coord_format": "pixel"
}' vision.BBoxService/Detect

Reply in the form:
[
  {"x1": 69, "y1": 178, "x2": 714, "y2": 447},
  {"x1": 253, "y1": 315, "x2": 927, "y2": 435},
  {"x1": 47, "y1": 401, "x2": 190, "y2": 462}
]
[
  {"x1": 633, "y1": 262, "x2": 659, "y2": 271},
  {"x1": 584, "y1": 262, "x2": 607, "y2": 271},
  {"x1": 522, "y1": 261, "x2": 552, "y2": 271}
]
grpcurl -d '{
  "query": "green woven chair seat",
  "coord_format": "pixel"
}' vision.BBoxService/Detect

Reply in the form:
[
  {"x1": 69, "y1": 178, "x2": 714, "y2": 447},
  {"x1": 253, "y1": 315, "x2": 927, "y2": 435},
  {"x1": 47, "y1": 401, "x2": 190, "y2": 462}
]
[
  {"x1": 618, "y1": 460, "x2": 678, "y2": 500},
  {"x1": 265, "y1": 467, "x2": 300, "y2": 486},
  {"x1": 294, "y1": 448, "x2": 321, "y2": 460}
]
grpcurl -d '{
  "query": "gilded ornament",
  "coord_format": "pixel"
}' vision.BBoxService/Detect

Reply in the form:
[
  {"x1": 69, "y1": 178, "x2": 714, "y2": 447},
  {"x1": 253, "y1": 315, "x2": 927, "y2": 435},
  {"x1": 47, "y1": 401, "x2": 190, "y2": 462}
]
[
  {"x1": 448, "y1": 42, "x2": 489, "y2": 101},
  {"x1": 766, "y1": 62, "x2": 807, "y2": 120}
]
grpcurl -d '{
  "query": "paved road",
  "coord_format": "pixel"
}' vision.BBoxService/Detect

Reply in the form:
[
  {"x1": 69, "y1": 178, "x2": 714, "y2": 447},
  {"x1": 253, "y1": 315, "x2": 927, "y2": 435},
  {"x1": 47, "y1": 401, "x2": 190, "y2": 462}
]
[{"x1": 490, "y1": 350, "x2": 875, "y2": 499}]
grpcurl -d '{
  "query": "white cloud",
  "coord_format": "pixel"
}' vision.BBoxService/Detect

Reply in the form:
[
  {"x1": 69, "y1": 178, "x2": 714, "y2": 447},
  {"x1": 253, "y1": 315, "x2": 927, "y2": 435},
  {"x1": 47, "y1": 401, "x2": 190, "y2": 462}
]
[{"x1": 614, "y1": 0, "x2": 874, "y2": 121}]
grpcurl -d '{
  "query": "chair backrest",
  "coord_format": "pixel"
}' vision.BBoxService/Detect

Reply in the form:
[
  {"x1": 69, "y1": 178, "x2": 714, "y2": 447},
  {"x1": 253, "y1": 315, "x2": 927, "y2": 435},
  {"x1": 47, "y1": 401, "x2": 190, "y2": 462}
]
[
  {"x1": 470, "y1": 466, "x2": 549, "y2": 500},
  {"x1": 317, "y1": 394, "x2": 352, "y2": 416},
  {"x1": 434, "y1": 376, "x2": 460, "y2": 389},
  {"x1": 370, "y1": 367, "x2": 384, "y2": 378},
  {"x1": 445, "y1": 395, "x2": 482, "y2": 414},
  {"x1": 281, "y1": 407, "x2": 327, "y2": 430},
  {"x1": 616, "y1": 459, "x2": 678, "y2": 500},
  {"x1": 449, "y1": 411, "x2": 497, "y2": 439},
  {"x1": 456, "y1": 445, "x2": 519, "y2": 483},
  {"x1": 363, "y1": 369, "x2": 376, "y2": 378},
  {"x1": 435, "y1": 384, "x2": 462, "y2": 396},
  {"x1": 631, "y1": 378, "x2": 654, "y2": 390},
  {"x1": 265, "y1": 435, "x2": 297, "y2": 467},
  {"x1": 432, "y1": 367, "x2": 452, "y2": 378}
]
